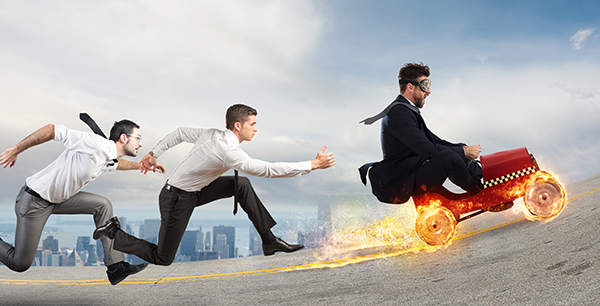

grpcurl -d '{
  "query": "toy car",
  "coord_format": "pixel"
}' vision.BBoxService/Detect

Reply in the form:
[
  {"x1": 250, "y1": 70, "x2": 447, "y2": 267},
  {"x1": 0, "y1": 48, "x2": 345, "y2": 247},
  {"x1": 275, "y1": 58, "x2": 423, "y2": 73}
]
[{"x1": 413, "y1": 147, "x2": 565, "y2": 246}]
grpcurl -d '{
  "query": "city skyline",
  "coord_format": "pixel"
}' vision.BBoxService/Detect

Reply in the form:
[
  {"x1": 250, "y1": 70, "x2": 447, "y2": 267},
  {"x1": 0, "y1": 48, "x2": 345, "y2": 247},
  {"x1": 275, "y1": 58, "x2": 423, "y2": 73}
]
[{"x1": 0, "y1": 212, "x2": 320, "y2": 264}]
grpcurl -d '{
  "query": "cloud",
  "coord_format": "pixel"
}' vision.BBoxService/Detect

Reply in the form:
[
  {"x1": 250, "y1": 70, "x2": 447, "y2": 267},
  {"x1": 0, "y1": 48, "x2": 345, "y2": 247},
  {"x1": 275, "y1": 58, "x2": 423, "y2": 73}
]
[
  {"x1": 570, "y1": 28, "x2": 595, "y2": 50},
  {"x1": 2, "y1": 1, "x2": 600, "y2": 214},
  {"x1": 554, "y1": 83, "x2": 598, "y2": 100}
]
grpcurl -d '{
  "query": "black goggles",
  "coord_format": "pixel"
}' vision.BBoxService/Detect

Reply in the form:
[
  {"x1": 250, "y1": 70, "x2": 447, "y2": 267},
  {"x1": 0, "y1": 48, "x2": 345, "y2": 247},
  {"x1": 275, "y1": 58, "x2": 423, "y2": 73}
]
[{"x1": 399, "y1": 79, "x2": 431, "y2": 92}]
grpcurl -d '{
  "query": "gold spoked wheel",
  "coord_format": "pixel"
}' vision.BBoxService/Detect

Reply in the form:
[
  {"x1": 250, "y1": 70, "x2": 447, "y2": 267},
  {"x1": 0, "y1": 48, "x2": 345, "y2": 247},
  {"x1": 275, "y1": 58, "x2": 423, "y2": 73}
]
[
  {"x1": 524, "y1": 172, "x2": 565, "y2": 218},
  {"x1": 415, "y1": 205, "x2": 457, "y2": 246}
]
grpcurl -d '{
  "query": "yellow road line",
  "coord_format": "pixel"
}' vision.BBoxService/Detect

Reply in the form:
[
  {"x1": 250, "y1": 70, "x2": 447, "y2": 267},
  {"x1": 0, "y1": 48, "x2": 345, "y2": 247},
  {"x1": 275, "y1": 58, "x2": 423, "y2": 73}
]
[{"x1": 2, "y1": 186, "x2": 598, "y2": 286}]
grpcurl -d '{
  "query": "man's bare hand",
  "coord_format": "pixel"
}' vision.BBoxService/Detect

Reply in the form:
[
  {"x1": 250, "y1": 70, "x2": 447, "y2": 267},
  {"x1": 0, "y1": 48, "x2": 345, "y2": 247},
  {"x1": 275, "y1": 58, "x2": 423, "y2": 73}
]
[
  {"x1": 139, "y1": 153, "x2": 159, "y2": 174},
  {"x1": 464, "y1": 145, "x2": 481, "y2": 160},
  {"x1": 0, "y1": 146, "x2": 19, "y2": 168},
  {"x1": 149, "y1": 164, "x2": 166, "y2": 174},
  {"x1": 311, "y1": 146, "x2": 335, "y2": 170}
]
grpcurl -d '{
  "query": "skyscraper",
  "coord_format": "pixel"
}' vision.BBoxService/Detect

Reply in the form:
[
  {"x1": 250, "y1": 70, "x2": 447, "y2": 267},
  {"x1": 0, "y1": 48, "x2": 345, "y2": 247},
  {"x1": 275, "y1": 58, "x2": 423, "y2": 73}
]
[
  {"x1": 180, "y1": 230, "x2": 199, "y2": 257},
  {"x1": 205, "y1": 231, "x2": 212, "y2": 251},
  {"x1": 42, "y1": 235, "x2": 59, "y2": 253},
  {"x1": 197, "y1": 226, "x2": 204, "y2": 251},
  {"x1": 66, "y1": 249, "x2": 84, "y2": 267},
  {"x1": 75, "y1": 236, "x2": 99, "y2": 265},
  {"x1": 213, "y1": 225, "x2": 235, "y2": 259},
  {"x1": 142, "y1": 219, "x2": 161, "y2": 241},
  {"x1": 249, "y1": 225, "x2": 262, "y2": 256},
  {"x1": 76, "y1": 236, "x2": 91, "y2": 253},
  {"x1": 119, "y1": 216, "x2": 128, "y2": 234},
  {"x1": 215, "y1": 234, "x2": 229, "y2": 259}
]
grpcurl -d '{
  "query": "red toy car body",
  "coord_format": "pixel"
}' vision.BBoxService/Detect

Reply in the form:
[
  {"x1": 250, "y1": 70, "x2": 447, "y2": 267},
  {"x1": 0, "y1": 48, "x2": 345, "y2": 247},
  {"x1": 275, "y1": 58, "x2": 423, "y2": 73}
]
[{"x1": 412, "y1": 147, "x2": 565, "y2": 245}]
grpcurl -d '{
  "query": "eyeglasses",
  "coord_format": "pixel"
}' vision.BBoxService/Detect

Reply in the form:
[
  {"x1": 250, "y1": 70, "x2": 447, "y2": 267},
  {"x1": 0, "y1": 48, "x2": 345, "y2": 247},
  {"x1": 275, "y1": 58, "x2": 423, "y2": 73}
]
[
  {"x1": 127, "y1": 134, "x2": 142, "y2": 141},
  {"x1": 399, "y1": 79, "x2": 431, "y2": 92}
]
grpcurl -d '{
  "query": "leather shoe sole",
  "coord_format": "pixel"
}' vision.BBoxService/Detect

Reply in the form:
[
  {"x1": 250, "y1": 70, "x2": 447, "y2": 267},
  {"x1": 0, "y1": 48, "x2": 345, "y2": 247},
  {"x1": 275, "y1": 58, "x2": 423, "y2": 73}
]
[
  {"x1": 93, "y1": 217, "x2": 120, "y2": 240},
  {"x1": 107, "y1": 262, "x2": 148, "y2": 285}
]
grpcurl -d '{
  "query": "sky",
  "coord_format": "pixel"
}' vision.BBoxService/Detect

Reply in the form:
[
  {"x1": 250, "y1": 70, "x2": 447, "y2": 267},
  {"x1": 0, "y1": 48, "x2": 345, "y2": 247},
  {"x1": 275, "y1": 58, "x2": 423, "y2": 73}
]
[{"x1": 0, "y1": 0, "x2": 599, "y2": 220}]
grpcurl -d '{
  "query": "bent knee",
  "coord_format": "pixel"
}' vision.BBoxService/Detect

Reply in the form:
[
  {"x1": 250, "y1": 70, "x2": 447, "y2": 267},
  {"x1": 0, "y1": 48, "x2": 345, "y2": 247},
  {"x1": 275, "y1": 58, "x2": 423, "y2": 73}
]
[
  {"x1": 236, "y1": 176, "x2": 251, "y2": 185},
  {"x1": 94, "y1": 196, "x2": 114, "y2": 212},
  {"x1": 9, "y1": 262, "x2": 31, "y2": 272},
  {"x1": 154, "y1": 257, "x2": 175, "y2": 266}
]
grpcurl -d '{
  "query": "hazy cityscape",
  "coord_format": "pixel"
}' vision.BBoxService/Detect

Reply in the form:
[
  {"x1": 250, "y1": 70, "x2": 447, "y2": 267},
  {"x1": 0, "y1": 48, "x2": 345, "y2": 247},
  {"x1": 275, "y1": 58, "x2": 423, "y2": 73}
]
[{"x1": 0, "y1": 204, "x2": 336, "y2": 268}]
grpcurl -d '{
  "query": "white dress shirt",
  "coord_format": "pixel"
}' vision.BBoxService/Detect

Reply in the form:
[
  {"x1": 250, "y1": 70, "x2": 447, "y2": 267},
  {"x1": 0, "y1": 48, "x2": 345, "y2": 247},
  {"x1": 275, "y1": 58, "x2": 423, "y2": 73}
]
[
  {"x1": 153, "y1": 127, "x2": 312, "y2": 192},
  {"x1": 26, "y1": 125, "x2": 118, "y2": 203}
]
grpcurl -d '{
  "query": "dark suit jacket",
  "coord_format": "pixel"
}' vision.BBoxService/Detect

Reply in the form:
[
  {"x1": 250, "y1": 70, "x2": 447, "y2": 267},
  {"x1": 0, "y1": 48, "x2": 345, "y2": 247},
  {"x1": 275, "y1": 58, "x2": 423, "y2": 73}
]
[{"x1": 362, "y1": 94, "x2": 465, "y2": 204}]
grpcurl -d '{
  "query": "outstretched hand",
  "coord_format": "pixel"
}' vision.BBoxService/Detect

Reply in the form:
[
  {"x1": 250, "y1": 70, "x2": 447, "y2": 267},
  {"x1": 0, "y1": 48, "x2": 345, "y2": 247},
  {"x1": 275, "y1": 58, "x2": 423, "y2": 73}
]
[
  {"x1": 139, "y1": 153, "x2": 165, "y2": 174},
  {"x1": 148, "y1": 163, "x2": 166, "y2": 174},
  {"x1": 0, "y1": 147, "x2": 18, "y2": 168},
  {"x1": 311, "y1": 146, "x2": 335, "y2": 170}
]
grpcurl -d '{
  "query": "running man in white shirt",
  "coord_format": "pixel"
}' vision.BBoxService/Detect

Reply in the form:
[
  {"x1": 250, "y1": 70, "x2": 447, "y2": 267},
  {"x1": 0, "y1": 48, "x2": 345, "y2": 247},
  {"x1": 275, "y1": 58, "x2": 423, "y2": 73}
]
[
  {"x1": 0, "y1": 119, "x2": 163, "y2": 285},
  {"x1": 94, "y1": 104, "x2": 335, "y2": 264}
]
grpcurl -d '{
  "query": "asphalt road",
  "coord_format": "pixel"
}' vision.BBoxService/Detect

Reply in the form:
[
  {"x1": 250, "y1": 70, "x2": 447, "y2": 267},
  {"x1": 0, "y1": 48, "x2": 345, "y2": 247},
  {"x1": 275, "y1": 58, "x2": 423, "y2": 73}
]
[{"x1": 1, "y1": 173, "x2": 600, "y2": 305}]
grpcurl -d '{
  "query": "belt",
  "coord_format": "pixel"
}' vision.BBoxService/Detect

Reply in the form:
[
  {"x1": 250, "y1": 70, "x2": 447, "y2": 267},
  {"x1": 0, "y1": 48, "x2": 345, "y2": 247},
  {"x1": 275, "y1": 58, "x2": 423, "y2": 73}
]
[
  {"x1": 164, "y1": 184, "x2": 196, "y2": 196},
  {"x1": 24, "y1": 185, "x2": 43, "y2": 200},
  {"x1": 165, "y1": 180, "x2": 239, "y2": 215}
]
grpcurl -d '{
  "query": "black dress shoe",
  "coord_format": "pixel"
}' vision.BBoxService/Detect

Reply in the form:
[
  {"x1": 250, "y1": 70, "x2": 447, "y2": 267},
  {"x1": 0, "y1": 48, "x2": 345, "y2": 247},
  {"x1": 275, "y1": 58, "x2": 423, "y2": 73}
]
[
  {"x1": 262, "y1": 237, "x2": 304, "y2": 256},
  {"x1": 107, "y1": 261, "x2": 148, "y2": 285},
  {"x1": 93, "y1": 217, "x2": 120, "y2": 240}
]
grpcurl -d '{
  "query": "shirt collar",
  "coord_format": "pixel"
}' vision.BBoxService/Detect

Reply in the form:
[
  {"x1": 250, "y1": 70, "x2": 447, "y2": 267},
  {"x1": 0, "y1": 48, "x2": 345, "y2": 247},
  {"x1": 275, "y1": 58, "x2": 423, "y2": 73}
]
[
  {"x1": 108, "y1": 141, "x2": 119, "y2": 161},
  {"x1": 394, "y1": 94, "x2": 421, "y2": 115},
  {"x1": 401, "y1": 94, "x2": 418, "y2": 108},
  {"x1": 224, "y1": 129, "x2": 240, "y2": 146}
]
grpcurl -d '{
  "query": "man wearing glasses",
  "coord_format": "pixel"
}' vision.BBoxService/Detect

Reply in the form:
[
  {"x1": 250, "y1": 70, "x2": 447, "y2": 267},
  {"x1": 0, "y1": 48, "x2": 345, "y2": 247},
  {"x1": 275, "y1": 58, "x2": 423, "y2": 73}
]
[
  {"x1": 0, "y1": 119, "x2": 158, "y2": 285},
  {"x1": 94, "y1": 104, "x2": 335, "y2": 265},
  {"x1": 359, "y1": 62, "x2": 483, "y2": 204}
]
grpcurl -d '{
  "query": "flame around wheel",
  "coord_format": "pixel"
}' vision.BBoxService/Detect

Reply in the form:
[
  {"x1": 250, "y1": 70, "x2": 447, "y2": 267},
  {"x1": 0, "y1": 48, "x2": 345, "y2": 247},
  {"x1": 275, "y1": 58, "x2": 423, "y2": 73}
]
[
  {"x1": 415, "y1": 205, "x2": 457, "y2": 246},
  {"x1": 524, "y1": 172, "x2": 565, "y2": 218}
]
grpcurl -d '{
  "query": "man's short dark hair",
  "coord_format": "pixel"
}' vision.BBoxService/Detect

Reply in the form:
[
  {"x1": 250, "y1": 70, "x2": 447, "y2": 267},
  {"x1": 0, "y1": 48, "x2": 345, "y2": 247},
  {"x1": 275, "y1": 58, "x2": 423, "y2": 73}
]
[
  {"x1": 109, "y1": 119, "x2": 140, "y2": 142},
  {"x1": 226, "y1": 104, "x2": 257, "y2": 130},
  {"x1": 398, "y1": 62, "x2": 430, "y2": 93}
]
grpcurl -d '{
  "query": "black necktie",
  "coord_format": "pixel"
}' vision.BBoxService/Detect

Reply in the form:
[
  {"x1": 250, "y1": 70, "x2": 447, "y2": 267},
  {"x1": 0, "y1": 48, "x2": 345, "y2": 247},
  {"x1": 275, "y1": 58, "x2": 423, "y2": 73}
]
[
  {"x1": 233, "y1": 170, "x2": 239, "y2": 215},
  {"x1": 359, "y1": 95, "x2": 420, "y2": 125},
  {"x1": 80, "y1": 113, "x2": 108, "y2": 138},
  {"x1": 79, "y1": 113, "x2": 118, "y2": 165}
]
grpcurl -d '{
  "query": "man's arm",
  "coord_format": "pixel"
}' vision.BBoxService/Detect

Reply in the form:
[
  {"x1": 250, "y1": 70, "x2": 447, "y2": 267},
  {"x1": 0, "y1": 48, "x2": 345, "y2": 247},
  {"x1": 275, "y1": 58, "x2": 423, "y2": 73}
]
[
  {"x1": 116, "y1": 159, "x2": 140, "y2": 171},
  {"x1": 117, "y1": 158, "x2": 165, "y2": 173},
  {"x1": 226, "y1": 145, "x2": 334, "y2": 178},
  {"x1": 0, "y1": 124, "x2": 54, "y2": 168},
  {"x1": 387, "y1": 107, "x2": 465, "y2": 159},
  {"x1": 139, "y1": 127, "x2": 205, "y2": 174}
]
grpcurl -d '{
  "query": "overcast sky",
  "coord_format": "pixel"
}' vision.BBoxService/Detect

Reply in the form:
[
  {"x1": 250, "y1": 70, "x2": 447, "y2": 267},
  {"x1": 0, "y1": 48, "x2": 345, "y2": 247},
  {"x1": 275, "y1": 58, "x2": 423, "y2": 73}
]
[{"x1": 0, "y1": 0, "x2": 599, "y2": 219}]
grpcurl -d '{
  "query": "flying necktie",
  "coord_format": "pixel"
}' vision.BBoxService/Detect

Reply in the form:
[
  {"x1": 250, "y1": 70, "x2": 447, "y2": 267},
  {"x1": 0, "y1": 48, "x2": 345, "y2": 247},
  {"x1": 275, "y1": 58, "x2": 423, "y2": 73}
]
[
  {"x1": 359, "y1": 95, "x2": 420, "y2": 125},
  {"x1": 80, "y1": 113, "x2": 108, "y2": 138},
  {"x1": 79, "y1": 113, "x2": 118, "y2": 165}
]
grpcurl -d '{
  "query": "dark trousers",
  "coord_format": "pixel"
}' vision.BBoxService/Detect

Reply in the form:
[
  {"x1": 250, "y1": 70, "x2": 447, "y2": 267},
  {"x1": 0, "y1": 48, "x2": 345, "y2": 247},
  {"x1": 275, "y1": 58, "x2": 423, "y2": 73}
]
[
  {"x1": 412, "y1": 150, "x2": 483, "y2": 195},
  {"x1": 113, "y1": 176, "x2": 276, "y2": 265}
]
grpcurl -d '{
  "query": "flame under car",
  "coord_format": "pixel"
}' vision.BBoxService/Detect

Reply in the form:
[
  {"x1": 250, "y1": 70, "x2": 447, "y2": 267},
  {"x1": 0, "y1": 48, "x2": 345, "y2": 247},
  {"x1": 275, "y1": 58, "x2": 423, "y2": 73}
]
[{"x1": 412, "y1": 147, "x2": 565, "y2": 246}]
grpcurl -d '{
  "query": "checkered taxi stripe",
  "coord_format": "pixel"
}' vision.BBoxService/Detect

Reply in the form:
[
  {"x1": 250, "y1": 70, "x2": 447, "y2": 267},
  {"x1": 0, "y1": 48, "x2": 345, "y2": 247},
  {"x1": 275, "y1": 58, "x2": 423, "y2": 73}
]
[{"x1": 483, "y1": 166, "x2": 536, "y2": 189}]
